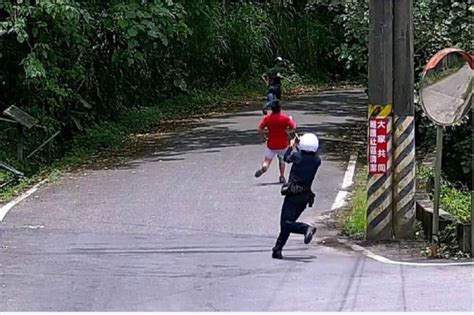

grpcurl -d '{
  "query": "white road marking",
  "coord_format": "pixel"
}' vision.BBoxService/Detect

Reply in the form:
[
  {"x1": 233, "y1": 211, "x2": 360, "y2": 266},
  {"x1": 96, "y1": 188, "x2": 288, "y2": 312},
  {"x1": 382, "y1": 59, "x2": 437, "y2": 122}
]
[
  {"x1": 0, "y1": 179, "x2": 47, "y2": 222},
  {"x1": 23, "y1": 225, "x2": 45, "y2": 229},
  {"x1": 330, "y1": 154, "x2": 358, "y2": 210},
  {"x1": 342, "y1": 154, "x2": 358, "y2": 189},
  {"x1": 331, "y1": 191, "x2": 349, "y2": 210}
]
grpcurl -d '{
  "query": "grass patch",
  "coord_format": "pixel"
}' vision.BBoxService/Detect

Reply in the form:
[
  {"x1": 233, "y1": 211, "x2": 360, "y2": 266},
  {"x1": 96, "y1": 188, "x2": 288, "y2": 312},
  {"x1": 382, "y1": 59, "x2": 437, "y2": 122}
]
[
  {"x1": 439, "y1": 184, "x2": 471, "y2": 224},
  {"x1": 0, "y1": 170, "x2": 9, "y2": 184},
  {"x1": 417, "y1": 166, "x2": 471, "y2": 224},
  {"x1": 342, "y1": 165, "x2": 367, "y2": 238}
]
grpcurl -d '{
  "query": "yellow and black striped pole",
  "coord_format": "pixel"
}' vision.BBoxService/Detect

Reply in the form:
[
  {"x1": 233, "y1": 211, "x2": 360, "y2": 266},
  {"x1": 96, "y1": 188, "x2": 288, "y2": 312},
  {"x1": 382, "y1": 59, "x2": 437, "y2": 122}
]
[
  {"x1": 367, "y1": 105, "x2": 393, "y2": 240},
  {"x1": 393, "y1": 116, "x2": 416, "y2": 238}
]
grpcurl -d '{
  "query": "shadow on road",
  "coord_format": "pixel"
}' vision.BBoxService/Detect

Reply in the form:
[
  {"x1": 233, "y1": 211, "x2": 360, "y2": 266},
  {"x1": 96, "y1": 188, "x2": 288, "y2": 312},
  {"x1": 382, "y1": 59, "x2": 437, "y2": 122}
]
[
  {"x1": 255, "y1": 182, "x2": 282, "y2": 186},
  {"x1": 96, "y1": 89, "x2": 367, "y2": 170},
  {"x1": 281, "y1": 255, "x2": 318, "y2": 263}
]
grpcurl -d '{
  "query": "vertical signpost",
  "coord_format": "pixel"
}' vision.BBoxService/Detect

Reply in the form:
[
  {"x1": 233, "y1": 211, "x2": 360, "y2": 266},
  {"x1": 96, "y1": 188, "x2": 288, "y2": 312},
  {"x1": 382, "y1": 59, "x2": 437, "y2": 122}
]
[{"x1": 431, "y1": 125, "x2": 443, "y2": 256}]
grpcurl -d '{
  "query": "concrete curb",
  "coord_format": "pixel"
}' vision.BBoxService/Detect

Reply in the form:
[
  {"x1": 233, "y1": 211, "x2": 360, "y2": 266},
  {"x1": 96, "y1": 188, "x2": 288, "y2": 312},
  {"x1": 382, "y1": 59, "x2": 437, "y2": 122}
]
[
  {"x1": 334, "y1": 237, "x2": 474, "y2": 267},
  {"x1": 416, "y1": 193, "x2": 472, "y2": 254}
]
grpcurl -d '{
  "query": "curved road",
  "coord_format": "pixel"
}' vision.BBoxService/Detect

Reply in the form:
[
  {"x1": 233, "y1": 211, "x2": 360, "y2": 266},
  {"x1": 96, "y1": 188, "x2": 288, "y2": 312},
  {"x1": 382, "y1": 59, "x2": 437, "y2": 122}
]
[
  {"x1": 0, "y1": 90, "x2": 473, "y2": 311},
  {"x1": 422, "y1": 64, "x2": 473, "y2": 124}
]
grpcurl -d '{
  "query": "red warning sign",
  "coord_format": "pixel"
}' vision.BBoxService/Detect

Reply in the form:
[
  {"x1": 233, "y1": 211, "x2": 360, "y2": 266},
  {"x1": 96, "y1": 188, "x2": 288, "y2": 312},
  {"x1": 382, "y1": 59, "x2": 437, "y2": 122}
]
[{"x1": 368, "y1": 118, "x2": 388, "y2": 175}]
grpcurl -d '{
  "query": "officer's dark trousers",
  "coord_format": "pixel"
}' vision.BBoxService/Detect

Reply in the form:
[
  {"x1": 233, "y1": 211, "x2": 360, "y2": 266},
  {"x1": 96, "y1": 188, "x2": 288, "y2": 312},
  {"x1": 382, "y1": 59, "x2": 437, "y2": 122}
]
[{"x1": 274, "y1": 193, "x2": 311, "y2": 250}]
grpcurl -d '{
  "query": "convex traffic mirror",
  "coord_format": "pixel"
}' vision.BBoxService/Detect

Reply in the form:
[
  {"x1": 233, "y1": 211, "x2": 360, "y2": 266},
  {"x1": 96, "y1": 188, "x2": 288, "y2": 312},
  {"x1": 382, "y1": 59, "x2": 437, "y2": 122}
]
[{"x1": 420, "y1": 48, "x2": 473, "y2": 126}]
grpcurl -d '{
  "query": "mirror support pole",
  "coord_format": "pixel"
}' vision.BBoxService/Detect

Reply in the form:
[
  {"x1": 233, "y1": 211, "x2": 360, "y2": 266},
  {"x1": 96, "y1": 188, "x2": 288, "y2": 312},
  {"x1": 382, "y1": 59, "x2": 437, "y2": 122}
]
[{"x1": 431, "y1": 125, "x2": 443, "y2": 258}]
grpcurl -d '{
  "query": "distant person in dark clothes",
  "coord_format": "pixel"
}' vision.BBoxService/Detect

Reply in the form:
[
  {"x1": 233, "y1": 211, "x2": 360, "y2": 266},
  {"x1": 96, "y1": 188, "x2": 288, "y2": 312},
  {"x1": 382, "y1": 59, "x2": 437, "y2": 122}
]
[{"x1": 261, "y1": 57, "x2": 288, "y2": 114}]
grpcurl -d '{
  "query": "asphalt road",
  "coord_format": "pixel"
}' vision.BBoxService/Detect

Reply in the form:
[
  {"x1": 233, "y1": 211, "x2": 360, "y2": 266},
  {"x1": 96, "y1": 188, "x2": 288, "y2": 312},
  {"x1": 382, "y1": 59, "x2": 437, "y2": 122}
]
[{"x1": 1, "y1": 90, "x2": 473, "y2": 311}]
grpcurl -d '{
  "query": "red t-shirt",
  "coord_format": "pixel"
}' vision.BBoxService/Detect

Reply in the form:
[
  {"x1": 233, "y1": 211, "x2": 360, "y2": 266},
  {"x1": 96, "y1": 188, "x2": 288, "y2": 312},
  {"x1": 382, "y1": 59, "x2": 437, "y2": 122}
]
[{"x1": 258, "y1": 113, "x2": 296, "y2": 150}]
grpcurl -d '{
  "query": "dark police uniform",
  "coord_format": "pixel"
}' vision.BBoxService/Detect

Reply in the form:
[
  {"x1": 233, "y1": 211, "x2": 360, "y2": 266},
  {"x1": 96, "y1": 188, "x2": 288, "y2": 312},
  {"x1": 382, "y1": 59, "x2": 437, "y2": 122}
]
[{"x1": 273, "y1": 146, "x2": 321, "y2": 252}]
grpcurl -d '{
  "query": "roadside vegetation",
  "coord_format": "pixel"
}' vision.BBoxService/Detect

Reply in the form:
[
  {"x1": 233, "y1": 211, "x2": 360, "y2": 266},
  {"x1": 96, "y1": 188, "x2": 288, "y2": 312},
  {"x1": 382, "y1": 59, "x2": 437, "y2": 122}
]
[
  {"x1": 342, "y1": 166, "x2": 367, "y2": 238},
  {"x1": 417, "y1": 166, "x2": 471, "y2": 224},
  {"x1": 342, "y1": 165, "x2": 471, "y2": 243},
  {"x1": 0, "y1": 169, "x2": 10, "y2": 188}
]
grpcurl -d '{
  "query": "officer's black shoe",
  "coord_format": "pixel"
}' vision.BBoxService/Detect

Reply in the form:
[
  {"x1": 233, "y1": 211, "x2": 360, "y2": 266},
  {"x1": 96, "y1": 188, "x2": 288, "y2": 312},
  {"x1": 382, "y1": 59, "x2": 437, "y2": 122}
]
[
  {"x1": 304, "y1": 226, "x2": 317, "y2": 244},
  {"x1": 272, "y1": 248, "x2": 283, "y2": 259}
]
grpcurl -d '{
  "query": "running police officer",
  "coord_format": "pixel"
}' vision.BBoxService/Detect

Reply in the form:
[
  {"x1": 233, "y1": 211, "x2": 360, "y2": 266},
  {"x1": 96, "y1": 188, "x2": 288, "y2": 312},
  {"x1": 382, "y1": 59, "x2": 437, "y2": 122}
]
[{"x1": 272, "y1": 133, "x2": 321, "y2": 259}]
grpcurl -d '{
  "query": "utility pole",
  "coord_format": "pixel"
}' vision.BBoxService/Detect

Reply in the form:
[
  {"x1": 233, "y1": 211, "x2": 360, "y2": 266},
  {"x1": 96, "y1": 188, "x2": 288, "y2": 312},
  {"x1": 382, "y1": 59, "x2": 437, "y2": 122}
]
[
  {"x1": 366, "y1": 0, "x2": 394, "y2": 240},
  {"x1": 392, "y1": 0, "x2": 416, "y2": 239}
]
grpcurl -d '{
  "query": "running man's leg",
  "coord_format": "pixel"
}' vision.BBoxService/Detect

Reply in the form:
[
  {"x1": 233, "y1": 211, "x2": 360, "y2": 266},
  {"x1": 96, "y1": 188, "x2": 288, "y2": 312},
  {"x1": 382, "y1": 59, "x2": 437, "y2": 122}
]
[
  {"x1": 278, "y1": 157, "x2": 286, "y2": 180},
  {"x1": 277, "y1": 150, "x2": 287, "y2": 183},
  {"x1": 255, "y1": 148, "x2": 275, "y2": 178}
]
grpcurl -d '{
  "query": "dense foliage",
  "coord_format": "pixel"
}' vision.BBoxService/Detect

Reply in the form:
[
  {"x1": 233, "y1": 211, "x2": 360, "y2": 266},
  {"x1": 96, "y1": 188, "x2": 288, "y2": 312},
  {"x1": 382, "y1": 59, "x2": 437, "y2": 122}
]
[{"x1": 0, "y1": 0, "x2": 343, "y2": 172}]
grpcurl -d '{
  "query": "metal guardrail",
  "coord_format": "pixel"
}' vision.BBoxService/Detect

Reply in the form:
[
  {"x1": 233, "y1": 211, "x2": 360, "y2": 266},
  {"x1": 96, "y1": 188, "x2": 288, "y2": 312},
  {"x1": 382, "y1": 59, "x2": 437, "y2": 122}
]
[
  {"x1": 1, "y1": 105, "x2": 61, "y2": 162},
  {"x1": 1, "y1": 105, "x2": 60, "y2": 191}
]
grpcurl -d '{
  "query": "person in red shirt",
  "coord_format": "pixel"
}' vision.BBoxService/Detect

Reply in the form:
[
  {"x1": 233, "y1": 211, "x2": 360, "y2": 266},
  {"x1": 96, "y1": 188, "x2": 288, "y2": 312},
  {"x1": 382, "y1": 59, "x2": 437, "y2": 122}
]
[{"x1": 255, "y1": 100, "x2": 296, "y2": 183}]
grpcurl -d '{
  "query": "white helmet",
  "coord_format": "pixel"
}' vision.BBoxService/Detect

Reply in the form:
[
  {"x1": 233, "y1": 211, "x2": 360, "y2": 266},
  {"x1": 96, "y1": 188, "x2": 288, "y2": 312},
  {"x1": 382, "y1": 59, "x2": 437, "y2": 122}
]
[{"x1": 299, "y1": 133, "x2": 319, "y2": 152}]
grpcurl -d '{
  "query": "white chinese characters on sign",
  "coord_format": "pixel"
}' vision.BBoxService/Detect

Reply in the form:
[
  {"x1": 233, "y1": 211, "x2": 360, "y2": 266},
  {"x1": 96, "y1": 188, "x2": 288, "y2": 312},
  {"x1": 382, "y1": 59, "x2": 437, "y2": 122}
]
[{"x1": 368, "y1": 118, "x2": 388, "y2": 175}]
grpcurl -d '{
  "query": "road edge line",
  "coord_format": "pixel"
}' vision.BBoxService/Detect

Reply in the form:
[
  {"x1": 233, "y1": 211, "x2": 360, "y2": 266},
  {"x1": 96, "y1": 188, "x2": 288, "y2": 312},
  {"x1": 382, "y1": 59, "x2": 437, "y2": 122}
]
[
  {"x1": 0, "y1": 179, "x2": 48, "y2": 222},
  {"x1": 330, "y1": 154, "x2": 358, "y2": 211},
  {"x1": 336, "y1": 238, "x2": 474, "y2": 267},
  {"x1": 341, "y1": 154, "x2": 358, "y2": 189}
]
